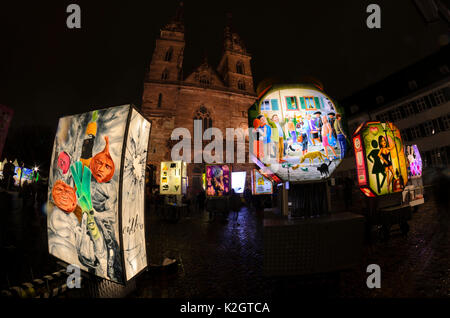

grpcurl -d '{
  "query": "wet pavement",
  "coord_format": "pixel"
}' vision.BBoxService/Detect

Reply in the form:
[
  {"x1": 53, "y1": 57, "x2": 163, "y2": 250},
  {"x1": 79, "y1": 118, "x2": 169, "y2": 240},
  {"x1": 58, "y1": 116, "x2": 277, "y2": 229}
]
[{"x1": 1, "y1": 187, "x2": 449, "y2": 298}]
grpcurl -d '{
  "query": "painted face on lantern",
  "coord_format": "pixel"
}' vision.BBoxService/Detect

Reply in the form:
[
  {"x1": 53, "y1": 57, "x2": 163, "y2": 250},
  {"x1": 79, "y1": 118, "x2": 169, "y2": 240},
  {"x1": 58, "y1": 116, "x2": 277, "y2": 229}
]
[
  {"x1": 379, "y1": 136, "x2": 387, "y2": 148},
  {"x1": 57, "y1": 151, "x2": 70, "y2": 174},
  {"x1": 52, "y1": 180, "x2": 77, "y2": 213},
  {"x1": 90, "y1": 136, "x2": 115, "y2": 183}
]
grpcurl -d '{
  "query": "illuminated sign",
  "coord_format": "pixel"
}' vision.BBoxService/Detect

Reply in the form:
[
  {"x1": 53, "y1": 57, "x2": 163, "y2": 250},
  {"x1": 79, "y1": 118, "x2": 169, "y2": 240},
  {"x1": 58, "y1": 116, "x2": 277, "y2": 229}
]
[
  {"x1": 352, "y1": 121, "x2": 408, "y2": 197},
  {"x1": 248, "y1": 83, "x2": 347, "y2": 182}
]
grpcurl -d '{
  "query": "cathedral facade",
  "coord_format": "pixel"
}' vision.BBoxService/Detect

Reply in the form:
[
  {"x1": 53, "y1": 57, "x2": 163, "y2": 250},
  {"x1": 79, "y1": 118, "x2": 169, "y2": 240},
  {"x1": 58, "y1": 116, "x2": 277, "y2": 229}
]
[{"x1": 141, "y1": 8, "x2": 257, "y2": 195}]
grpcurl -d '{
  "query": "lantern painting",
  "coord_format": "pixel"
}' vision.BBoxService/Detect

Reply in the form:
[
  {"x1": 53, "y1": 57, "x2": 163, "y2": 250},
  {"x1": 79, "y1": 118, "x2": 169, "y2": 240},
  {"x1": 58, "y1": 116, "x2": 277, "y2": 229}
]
[
  {"x1": 352, "y1": 121, "x2": 408, "y2": 197},
  {"x1": 248, "y1": 83, "x2": 347, "y2": 182},
  {"x1": 406, "y1": 144, "x2": 422, "y2": 178},
  {"x1": 231, "y1": 171, "x2": 246, "y2": 194},
  {"x1": 47, "y1": 104, "x2": 151, "y2": 284},
  {"x1": 206, "y1": 164, "x2": 231, "y2": 197},
  {"x1": 252, "y1": 169, "x2": 273, "y2": 195},
  {"x1": 160, "y1": 161, "x2": 187, "y2": 195}
]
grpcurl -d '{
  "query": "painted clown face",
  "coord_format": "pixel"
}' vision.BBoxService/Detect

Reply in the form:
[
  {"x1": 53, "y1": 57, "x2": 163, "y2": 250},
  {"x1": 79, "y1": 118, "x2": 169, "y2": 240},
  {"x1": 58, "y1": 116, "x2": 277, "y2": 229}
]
[
  {"x1": 52, "y1": 180, "x2": 77, "y2": 213},
  {"x1": 57, "y1": 151, "x2": 70, "y2": 174},
  {"x1": 90, "y1": 136, "x2": 115, "y2": 183}
]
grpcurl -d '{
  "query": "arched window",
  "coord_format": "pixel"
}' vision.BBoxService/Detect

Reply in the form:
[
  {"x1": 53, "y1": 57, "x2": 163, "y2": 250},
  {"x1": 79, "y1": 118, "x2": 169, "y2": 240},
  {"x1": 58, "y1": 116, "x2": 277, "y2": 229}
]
[
  {"x1": 238, "y1": 80, "x2": 246, "y2": 90},
  {"x1": 161, "y1": 69, "x2": 169, "y2": 80},
  {"x1": 236, "y1": 61, "x2": 244, "y2": 74},
  {"x1": 157, "y1": 93, "x2": 162, "y2": 108},
  {"x1": 164, "y1": 47, "x2": 173, "y2": 61},
  {"x1": 193, "y1": 106, "x2": 212, "y2": 134}
]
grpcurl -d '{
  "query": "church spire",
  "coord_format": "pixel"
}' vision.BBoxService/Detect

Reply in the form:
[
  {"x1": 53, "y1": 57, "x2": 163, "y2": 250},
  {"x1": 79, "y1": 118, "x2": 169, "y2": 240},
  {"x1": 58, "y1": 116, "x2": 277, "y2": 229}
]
[
  {"x1": 223, "y1": 12, "x2": 246, "y2": 53},
  {"x1": 162, "y1": 1, "x2": 185, "y2": 33}
]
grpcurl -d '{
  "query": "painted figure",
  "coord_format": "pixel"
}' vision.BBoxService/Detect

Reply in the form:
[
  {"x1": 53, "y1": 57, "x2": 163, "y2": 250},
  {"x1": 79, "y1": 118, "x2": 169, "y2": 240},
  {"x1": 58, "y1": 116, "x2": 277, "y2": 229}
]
[
  {"x1": 321, "y1": 115, "x2": 337, "y2": 160},
  {"x1": 367, "y1": 140, "x2": 386, "y2": 193},
  {"x1": 310, "y1": 111, "x2": 322, "y2": 146},
  {"x1": 378, "y1": 135, "x2": 395, "y2": 192},
  {"x1": 268, "y1": 114, "x2": 287, "y2": 162},
  {"x1": 334, "y1": 114, "x2": 347, "y2": 158}
]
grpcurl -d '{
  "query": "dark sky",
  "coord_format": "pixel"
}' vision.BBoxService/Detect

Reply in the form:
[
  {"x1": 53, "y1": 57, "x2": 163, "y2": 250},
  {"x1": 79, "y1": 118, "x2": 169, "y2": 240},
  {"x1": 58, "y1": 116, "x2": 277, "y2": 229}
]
[{"x1": 1, "y1": 0, "x2": 449, "y2": 133}]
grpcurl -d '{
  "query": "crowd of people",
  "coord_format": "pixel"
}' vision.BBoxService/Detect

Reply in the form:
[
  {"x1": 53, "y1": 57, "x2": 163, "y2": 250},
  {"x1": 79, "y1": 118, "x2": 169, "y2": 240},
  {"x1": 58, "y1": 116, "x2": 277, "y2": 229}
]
[{"x1": 253, "y1": 111, "x2": 347, "y2": 162}]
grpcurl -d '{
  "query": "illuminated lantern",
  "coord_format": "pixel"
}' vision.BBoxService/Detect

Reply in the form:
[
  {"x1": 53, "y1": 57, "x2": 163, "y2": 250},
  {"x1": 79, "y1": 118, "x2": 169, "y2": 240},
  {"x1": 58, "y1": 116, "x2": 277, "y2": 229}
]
[
  {"x1": 159, "y1": 160, "x2": 187, "y2": 195},
  {"x1": 405, "y1": 144, "x2": 422, "y2": 178},
  {"x1": 205, "y1": 164, "x2": 231, "y2": 197},
  {"x1": 352, "y1": 121, "x2": 408, "y2": 197},
  {"x1": 248, "y1": 83, "x2": 347, "y2": 182},
  {"x1": 47, "y1": 105, "x2": 151, "y2": 284}
]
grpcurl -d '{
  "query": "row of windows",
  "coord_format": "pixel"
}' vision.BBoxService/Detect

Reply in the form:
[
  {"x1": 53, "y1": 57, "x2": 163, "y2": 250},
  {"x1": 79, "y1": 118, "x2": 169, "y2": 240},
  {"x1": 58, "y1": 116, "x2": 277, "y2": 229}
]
[
  {"x1": 401, "y1": 113, "x2": 450, "y2": 142},
  {"x1": 261, "y1": 96, "x2": 328, "y2": 112},
  {"x1": 422, "y1": 146, "x2": 450, "y2": 168},
  {"x1": 375, "y1": 87, "x2": 448, "y2": 122}
]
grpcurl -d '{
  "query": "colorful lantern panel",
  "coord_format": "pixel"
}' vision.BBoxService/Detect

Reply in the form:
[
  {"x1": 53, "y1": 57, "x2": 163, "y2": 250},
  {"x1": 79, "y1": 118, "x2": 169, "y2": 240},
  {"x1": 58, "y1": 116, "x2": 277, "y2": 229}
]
[
  {"x1": 352, "y1": 121, "x2": 408, "y2": 197},
  {"x1": 206, "y1": 164, "x2": 231, "y2": 197},
  {"x1": 47, "y1": 105, "x2": 151, "y2": 283},
  {"x1": 248, "y1": 83, "x2": 348, "y2": 182}
]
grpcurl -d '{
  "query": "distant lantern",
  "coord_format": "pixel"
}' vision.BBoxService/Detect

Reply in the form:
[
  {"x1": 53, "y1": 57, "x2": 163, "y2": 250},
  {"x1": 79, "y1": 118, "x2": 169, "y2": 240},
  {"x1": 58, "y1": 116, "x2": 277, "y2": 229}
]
[{"x1": 352, "y1": 121, "x2": 408, "y2": 197}]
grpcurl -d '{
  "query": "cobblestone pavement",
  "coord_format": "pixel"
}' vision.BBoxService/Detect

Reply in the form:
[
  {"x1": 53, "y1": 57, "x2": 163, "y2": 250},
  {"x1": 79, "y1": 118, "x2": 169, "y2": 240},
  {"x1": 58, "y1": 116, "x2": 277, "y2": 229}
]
[
  {"x1": 1, "y1": 188, "x2": 448, "y2": 298},
  {"x1": 339, "y1": 197, "x2": 450, "y2": 298},
  {"x1": 132, "y1": 196, "x2": 449, "y2": 298},
  {"x1": 132, "y1": 206, "x2": 270, "y2": 298}
]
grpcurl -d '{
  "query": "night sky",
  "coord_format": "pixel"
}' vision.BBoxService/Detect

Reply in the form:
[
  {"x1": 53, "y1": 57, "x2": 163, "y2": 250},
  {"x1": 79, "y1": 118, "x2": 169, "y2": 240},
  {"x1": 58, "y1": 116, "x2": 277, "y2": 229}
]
[{"x1": 1, "y1": 0, "x2": 448, "y2": 165}]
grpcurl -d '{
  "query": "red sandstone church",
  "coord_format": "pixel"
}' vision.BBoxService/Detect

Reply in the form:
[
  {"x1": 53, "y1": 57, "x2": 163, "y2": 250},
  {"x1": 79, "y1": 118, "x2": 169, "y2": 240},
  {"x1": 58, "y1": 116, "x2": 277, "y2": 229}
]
[{"x1": 142, "y1": 4, "x2": 258, "y2": 194}]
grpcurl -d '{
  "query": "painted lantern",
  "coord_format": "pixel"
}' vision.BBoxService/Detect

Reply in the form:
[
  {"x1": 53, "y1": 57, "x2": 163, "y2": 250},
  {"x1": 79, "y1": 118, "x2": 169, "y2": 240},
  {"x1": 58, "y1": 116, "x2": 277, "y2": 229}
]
[
  {"x1": 352, "y1": 121, "x2": 408, "y2": 197},
  {"x1": 160, "y1": 160, "x2": 187, "y2": 195},
  {"x1": 248, "y1": 83, "x2": 348, "y2": 182},
  {"x1": 47, "y1": 104, "x2": 151, "y2": 284}
]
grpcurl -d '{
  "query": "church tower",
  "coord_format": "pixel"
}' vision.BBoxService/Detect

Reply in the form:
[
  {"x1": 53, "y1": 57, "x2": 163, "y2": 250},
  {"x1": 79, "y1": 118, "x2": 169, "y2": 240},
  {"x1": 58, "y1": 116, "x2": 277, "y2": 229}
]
[
  {"x1": 147, "y1": 2, "x2": 185, "y2": 82},
  {"x1": 217, "y1": 14, "x2": 255, "y2": 94}
]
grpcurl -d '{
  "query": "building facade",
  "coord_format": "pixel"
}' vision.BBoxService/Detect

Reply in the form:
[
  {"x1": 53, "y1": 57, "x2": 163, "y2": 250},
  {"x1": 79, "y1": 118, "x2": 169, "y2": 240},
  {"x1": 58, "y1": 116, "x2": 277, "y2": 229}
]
[
  {"x1": 141, "y1": 7, "x2": 257, "y2": 194},
  {"x1": 336, "y1": 46, "x2": 450, "y2": 181}
]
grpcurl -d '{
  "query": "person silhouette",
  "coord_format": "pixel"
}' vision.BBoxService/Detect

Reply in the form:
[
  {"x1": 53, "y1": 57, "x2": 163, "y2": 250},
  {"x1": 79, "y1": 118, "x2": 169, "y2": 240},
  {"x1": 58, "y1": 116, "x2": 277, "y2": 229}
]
[{"x1": 367, "y1": 139, "x2": 386, "y2": 193}]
